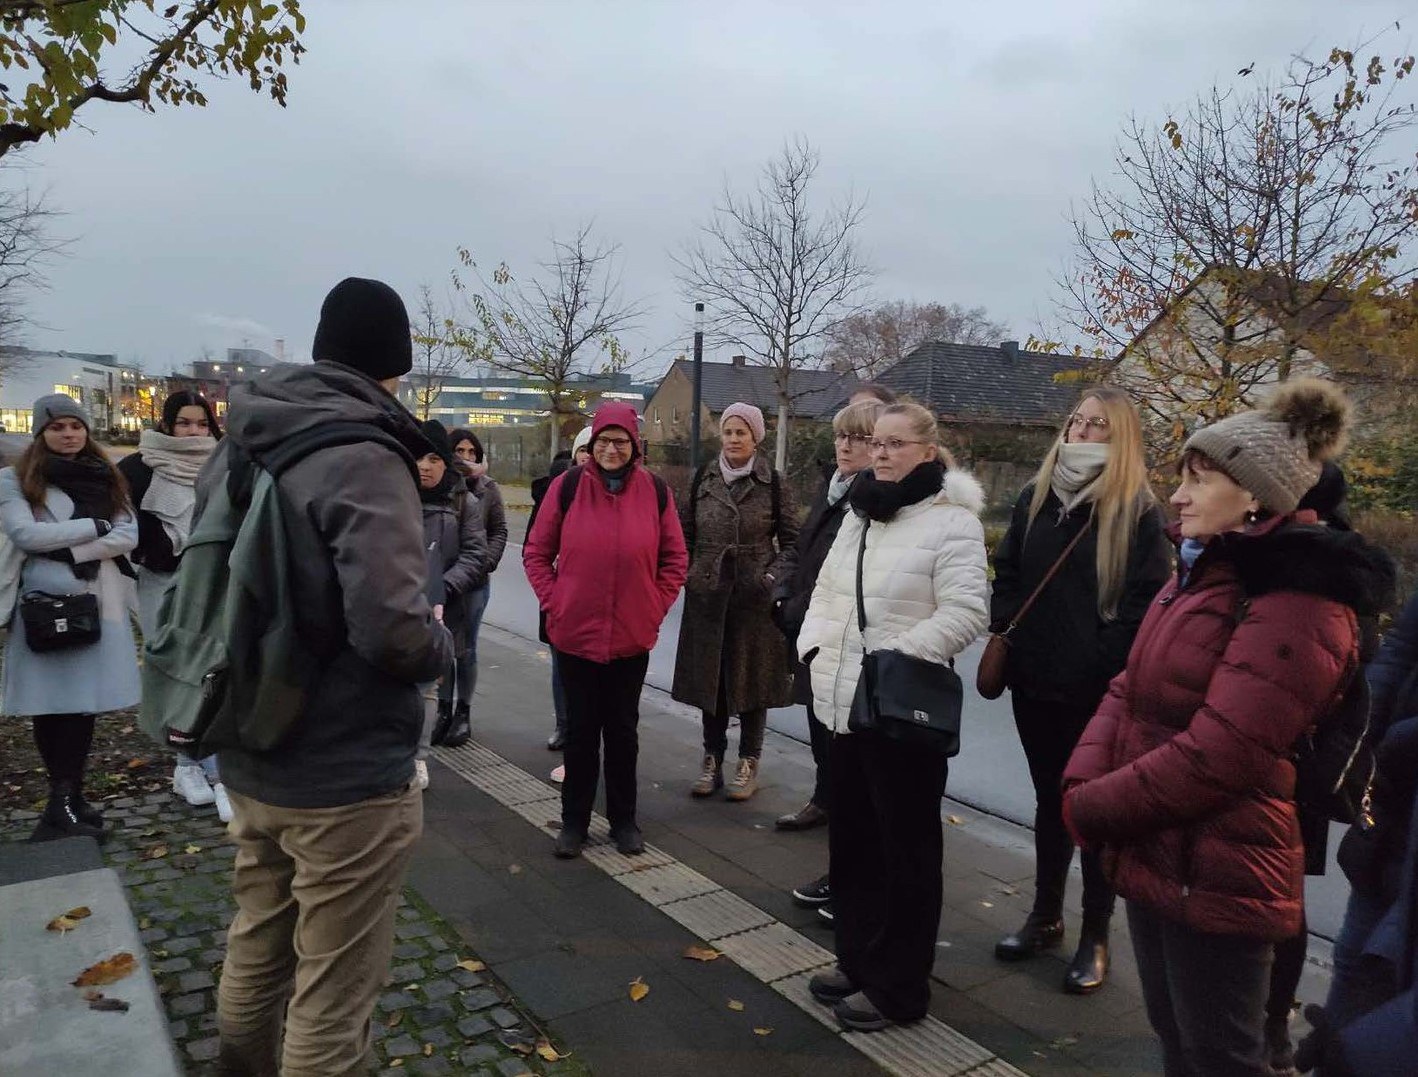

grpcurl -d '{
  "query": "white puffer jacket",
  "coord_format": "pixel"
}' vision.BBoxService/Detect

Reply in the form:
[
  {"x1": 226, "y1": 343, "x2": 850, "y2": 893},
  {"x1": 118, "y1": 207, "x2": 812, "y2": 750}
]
[{"x1": 797, "y1": 468, "x2": 990, "y2": 734}]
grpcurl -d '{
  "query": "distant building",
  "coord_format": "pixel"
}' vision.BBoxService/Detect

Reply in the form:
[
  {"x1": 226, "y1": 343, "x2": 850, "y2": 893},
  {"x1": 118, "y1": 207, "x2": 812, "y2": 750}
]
[
  {"x1": 401, "y1": 371, "x2": 656, "y2": 432},
  {"x1": 643, "y1": 355, "x2": 858, "y2": 447},
  {"x1": 0, "y1": 347, "x2": 146, "y2": 434},
  {"x1": 181, "y1": 345, "x2": 284, "y2": 416}
]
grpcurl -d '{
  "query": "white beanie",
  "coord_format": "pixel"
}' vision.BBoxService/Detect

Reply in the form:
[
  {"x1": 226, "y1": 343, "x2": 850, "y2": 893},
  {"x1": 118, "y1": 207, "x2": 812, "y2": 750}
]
[{"x1": 571, "y1": 426, "x2": 593, "y2": 454}]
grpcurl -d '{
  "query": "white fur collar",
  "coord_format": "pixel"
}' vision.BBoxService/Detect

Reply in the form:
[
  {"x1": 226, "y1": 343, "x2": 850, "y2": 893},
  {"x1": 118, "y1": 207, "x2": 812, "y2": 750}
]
[{"x1": 938, "y1": 468, "x2": 986, "y2": 515}]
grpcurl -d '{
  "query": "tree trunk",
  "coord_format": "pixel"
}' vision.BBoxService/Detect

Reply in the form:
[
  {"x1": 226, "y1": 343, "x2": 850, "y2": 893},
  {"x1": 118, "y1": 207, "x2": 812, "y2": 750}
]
[
  {"x1": 775, "y1": 402, "x2": 790, "y2": 474},
  {"x1": 548, "y1": 407, "x2": 560, "y2": 459}
]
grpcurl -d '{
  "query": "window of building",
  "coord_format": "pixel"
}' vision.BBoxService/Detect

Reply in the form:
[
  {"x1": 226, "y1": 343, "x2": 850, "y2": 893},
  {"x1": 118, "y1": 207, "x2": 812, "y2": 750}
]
[
  {"x1": 653, "y1": 407, "x2": 660, "y2": 423},
  {"x1": 53, "y1": 384, "x2": 82, "y2": 402},
  {"x1": 671, "y1": 406, "x2": 678, "y2": 423}
]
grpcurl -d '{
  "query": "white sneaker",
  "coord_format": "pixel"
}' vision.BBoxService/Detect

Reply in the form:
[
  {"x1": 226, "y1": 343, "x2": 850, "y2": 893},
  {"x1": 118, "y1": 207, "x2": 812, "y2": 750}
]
[
  {"x1": 413, "y1": 760, "x2": 430, "y2": 791},
  {"x1": 213, "y1": 782, "x2": 233, "y2": 823},
  {"x1": 550, "y1": 764, "x2": 565, "y2": 784},
  {"x1": 173, "y1": 764, "x2": 216, "y2": 806}
]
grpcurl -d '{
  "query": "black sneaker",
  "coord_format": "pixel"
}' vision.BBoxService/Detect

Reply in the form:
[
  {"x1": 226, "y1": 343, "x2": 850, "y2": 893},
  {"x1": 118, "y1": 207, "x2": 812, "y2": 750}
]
[
  {"x1": 553, "y1": 828, "x2": 586, "y2": 859},
  {"x1": 817, "y1": 903, "x2": 834, "y2": 924},
  {"x1": 833, "y1": 992, "x2": 894, "y2": 1033},
  {"x1": 610, "y1": 824, "x2": 645, "y2": 856},
  {"x1": 808, "y1": 967, "x2": 854, "y2": 1005},
  {"x1": 792, "y1": 875, "x2": 831, "y2": 907}
]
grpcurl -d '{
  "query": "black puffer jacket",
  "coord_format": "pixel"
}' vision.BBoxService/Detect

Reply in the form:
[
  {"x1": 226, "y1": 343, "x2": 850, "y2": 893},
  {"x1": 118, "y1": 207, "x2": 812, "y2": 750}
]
[
  {"x1": 991, "y1": 484, "x2": 1171, "y2": 703},
  {"x1": 772, "y1": 468, "x2": 853, "y2": 705}
]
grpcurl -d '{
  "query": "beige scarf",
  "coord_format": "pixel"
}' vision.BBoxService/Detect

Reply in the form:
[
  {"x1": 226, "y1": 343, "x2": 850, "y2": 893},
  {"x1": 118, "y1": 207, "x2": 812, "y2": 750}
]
[{"x1": 137, "y1": 430, "x2": 217, "y2": 553}]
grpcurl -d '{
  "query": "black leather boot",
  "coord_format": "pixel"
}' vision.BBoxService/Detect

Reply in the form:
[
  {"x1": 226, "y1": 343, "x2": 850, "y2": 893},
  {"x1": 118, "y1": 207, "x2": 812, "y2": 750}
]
[
  {"x1": 994, "y1": 912, "x2": 1065, "y2": 961},
  {"x1": 443, "y1": 703, "x2": 472, "y2": 748},
  {"x1": 71, "y1": 788, "x2": 104, "y2": 829},
  {"x1": 1063, "y1": 931, "x2": 1109, "y2": 994},
  {"x1": 429, "y1": 701, "x2": 454, "y2": 746},
  {"x1": 30, "y1": 782, "x2": 106, "y2": 843}
]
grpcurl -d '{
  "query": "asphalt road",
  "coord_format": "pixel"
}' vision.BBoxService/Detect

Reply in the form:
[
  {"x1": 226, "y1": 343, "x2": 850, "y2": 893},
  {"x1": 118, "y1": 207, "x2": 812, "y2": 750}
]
[{"x1": 488, "y1": 525, "x2": 1352, "y2": 942}]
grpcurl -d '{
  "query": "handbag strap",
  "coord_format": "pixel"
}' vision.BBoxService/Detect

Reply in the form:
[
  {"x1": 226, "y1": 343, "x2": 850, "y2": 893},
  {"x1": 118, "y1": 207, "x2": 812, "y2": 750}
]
[
  {"x1": 1001, "y1": 512, "x2": 1093, "y2": 637},
  {"x1": 854, "y1": 519, "x2": 870, "y2": 636}
]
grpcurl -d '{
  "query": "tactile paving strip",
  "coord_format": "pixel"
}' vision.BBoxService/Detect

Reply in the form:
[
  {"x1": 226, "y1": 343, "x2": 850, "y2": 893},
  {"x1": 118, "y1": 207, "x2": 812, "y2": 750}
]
[{"x1": 435, "y1": 738, "x2": 1028, "y2": 1077}]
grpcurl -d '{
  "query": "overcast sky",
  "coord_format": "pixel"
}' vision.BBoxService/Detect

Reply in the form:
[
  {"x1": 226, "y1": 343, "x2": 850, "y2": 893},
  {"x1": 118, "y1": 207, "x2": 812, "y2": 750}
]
[{"x1": 14, "y1": 0, "x2": 1412, "y2": 378}]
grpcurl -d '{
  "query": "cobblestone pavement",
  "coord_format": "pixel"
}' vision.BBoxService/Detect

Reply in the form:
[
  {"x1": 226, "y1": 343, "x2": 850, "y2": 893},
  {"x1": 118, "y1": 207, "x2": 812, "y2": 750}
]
[{"x1": 1, "y1": 793, "x2": 589, "y2": 1076}]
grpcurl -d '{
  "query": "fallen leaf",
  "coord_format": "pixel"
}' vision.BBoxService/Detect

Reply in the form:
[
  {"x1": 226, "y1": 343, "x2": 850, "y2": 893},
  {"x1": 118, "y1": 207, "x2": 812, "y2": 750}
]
[
  {"x1": 47, "y1": 905, "x2": 94, "y2": 931},
  {"x1": 137, "y1": 918, "x2": 151, "y2": 931},
  {"x1": 754, "y1": 1026, "x2": 774, "y2": 1036},
  {"x1": 535, "y1": 1041, "x2": 566, "y2": 1062},
  {"x1": 979, "y1": 901, "x2": 993, "y2": 909},
  {"x1": 390, "y1": 1061, "x2": 403, "y2": 1069},
  {"x1": 508, "y1": 864, "x2": 522, "y2": 875},
  {"x1": 456, "y1": 958, "x2": 485, "y2": 973},
  {"x1": 184, "y1": 844, "x2": 202, "y2": 855},
  {"x1": 946, "y1": 814, "x2": 964, "y2": 825},
  {"x1": 141, "y1": 844, "x2": 168, "y2": 861},
  {"x1": 385, "y1": 1011, "x2": 403, "y2": 1028},
  {"x1": 727, "y1": 999, "x2": 745, "y2": 1012},
  {"x1": 421, "y1": 1043, "x2": 433, "y2": 1056},
  {"x1": 120, "y1": 725, "x2": 134, "y2": 734},
  {"x1": 628, "y1": 976, "x2": 649, "y2": 1002},
  {"x1": 126, "y1": 758, "x2": 145, "y2": 769},
  {"x1": 682, "y1": 944, "x2": 721, "y2": 963},
  {"x1": 496, "y1": 1029, "x2": 538, "y2": 1055},
  {"x1": 404, "y1": 983, "x2": 420, "y2": 992},
  {"x1": 72, "y1": 952, "x2": 137, "y2": 987},
  {"x1": 81, "y1": 990, "x2": 102, "y2": 1002},
  {"x1": 89, "y1": 996, "x2": 130, "y2": 1013}
]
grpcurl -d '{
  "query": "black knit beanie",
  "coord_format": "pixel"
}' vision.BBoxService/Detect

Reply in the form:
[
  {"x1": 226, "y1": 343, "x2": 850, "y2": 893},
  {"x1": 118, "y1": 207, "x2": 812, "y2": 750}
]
[
  {"x1": 312, "y1": 277, "x2": 413, "y2": 380},
  {"x1": 420, "y1": 419, "x2": 454, "y2": 467}
]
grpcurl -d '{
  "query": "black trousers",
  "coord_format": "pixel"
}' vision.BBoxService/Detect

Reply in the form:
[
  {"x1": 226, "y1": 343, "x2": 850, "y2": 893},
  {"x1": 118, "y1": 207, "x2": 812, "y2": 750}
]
[
  {"x1": 1267, "y1": 911, "x2": 1307, "y2": 1019},
  {"x1": 32, "y1": 714, "x2": 95, "y2": 785},
  {"x1": 1128, "y1": 902, "x2": 1273, "y2": 1077},
  {"x1": 807, "y1": 703, "x2": 831, "y2": 809},
  {"x1": 829, "y1": 729, "x2": 948, "y2": 1021},
  {"x1": 556, "y1": 650, "x2": 650, "y2": 834},
  {"x1": 1012, "y1": 692, "x2": 1115, "y2": 928}
]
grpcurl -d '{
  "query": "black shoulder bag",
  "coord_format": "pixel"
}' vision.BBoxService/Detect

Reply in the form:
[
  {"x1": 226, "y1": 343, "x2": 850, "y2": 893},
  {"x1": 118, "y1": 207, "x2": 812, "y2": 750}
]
[
  {"x1": 20, "y1": 590, "x2": 101, "y2": 652},
  {"x1": 846, "y1": 520, "x2": 964, "y2": 756}
]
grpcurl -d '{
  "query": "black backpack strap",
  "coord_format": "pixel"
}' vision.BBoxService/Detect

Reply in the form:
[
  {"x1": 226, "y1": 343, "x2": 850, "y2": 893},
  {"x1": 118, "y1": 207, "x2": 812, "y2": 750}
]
[
  {"x1": 651, "y1": 474, "x2": 669, "y2": 516},
  {"x1": 558, "y1": 466, "x2": 584, "y2": 516}
]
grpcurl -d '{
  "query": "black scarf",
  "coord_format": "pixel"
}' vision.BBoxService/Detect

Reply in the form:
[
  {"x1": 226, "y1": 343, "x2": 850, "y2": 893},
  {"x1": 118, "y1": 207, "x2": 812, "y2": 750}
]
[
  {"x1": 419, "y1": 467, "x2": 456, "y2": 505},
  {"x1": 44, "y1": 454, "x2": 116, "y2": 521},
  {"x1": 849, "y1": 459, "x2": 945, "y2": 522},
  {"x1": 598, "y1": 461, "x2": 634, "y2": 494}
]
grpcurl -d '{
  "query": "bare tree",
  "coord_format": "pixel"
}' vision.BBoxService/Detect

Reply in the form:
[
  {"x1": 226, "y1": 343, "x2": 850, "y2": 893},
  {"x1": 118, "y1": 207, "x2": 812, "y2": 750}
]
[
  {"x1": 0, "y1": 173, "x2": 63, "y2": 386},
  {"x1": 449, "y1": 224, "x2": 644, "y2": 456},
  {"x1": 824, "y1": 300, "x2": 1011, "y2": 376},
  {"x1": 1059, "y1": 36, "x2": 1418, "y2": 459},
  {"x1": 409, "y1": 285, "x2": 464, "y2": 421},
  {"x1": 675, "y1": 137, "x2": 873, "y2": 471}
]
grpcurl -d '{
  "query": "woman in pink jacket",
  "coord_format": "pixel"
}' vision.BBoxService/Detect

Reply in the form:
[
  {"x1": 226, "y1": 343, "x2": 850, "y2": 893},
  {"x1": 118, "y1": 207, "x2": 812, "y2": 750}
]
[{"x1": 524, "y1": 402, "x2": 688, "y2": 859}]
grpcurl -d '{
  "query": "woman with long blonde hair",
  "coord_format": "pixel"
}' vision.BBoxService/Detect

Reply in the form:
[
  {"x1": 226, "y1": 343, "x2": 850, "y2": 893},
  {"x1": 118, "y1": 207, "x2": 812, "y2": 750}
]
[{"x1": 990, "y1": 387, "x2": 1170, "y2": 994}]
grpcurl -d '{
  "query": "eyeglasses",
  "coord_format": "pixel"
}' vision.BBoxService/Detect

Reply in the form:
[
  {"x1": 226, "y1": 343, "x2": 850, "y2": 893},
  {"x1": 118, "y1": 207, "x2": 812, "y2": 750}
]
[
  {"x1": 594, "y1": 436, "x2": 633, "y2": 450},
  {"x1": 1068, "y1": 414, "x2": 1110, "y2": 431},
  {"x1": 868, "y1": 437, "x2": 929, "y2": 453},
  {"x1": 833, "y1": 432, "x2": 872, "y2": 445}
]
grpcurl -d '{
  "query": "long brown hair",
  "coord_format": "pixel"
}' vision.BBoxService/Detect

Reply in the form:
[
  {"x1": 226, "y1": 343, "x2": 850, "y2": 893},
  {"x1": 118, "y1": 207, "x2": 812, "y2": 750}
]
[
  {"x1": 1027, "y1": 388, "x2": 1154, "y2": 620},
  {"x1": 18, "y1": 431, "x2": 131, "y2": 518}
]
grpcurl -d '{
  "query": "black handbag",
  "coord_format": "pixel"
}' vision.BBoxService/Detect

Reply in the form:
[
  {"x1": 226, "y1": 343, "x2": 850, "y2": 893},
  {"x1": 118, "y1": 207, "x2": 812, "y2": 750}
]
[
  {"x1": 19, "y1": 590, "x2": 102, "y2": 653},
  {"x1": 846, "y1": 521, "x2": 964, "y2": 756}
]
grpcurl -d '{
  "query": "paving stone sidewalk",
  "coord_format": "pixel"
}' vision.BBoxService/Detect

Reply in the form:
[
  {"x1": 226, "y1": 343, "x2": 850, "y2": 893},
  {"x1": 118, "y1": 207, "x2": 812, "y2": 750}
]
[{"x1": 0, "y1": 792, "x2": 590, "y2": 1076}]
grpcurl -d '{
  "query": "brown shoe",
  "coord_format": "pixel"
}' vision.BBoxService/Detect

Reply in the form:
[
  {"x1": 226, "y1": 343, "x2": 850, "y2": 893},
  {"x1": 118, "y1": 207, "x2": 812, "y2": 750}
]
[
  {"x1": 690, "y1": 753, "x2": 723, "y2": 798},
  {"x1": 776, "y1": 801, "x2": 827, "y2": 831},
  {"x1": 725, "y1": 757, "x2": 760, "y2": 801}
]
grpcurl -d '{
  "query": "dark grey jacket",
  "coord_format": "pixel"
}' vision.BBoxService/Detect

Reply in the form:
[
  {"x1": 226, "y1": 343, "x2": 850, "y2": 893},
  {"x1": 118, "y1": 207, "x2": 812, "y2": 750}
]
[
  {"x1": 466, "y1": 474, "x2": 508, "y2": 576},
  {"x1": 200, "y1": 362, "x2": 453, "y2": 808}
]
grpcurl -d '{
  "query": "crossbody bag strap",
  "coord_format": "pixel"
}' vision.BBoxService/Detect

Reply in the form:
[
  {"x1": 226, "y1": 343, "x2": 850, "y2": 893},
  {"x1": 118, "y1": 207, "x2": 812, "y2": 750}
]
[
  {"x1": 1002, "y1": 512, "x2": 1093, "y2": 638},
  {"x1": 855, "y1": 518, "x2": 870, "y2": 636}
]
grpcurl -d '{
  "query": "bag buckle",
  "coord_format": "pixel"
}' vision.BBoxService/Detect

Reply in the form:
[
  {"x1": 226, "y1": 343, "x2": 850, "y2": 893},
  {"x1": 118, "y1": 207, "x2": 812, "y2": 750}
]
[{"x1": 54, "y1": 618, "x2": 68, "y2": 634}]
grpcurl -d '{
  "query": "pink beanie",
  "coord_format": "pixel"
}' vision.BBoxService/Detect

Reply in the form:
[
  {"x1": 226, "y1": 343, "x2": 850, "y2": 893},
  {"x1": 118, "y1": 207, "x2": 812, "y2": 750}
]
[{"x1": 719, "y1": 402, "x2": 765, "y2": 443}]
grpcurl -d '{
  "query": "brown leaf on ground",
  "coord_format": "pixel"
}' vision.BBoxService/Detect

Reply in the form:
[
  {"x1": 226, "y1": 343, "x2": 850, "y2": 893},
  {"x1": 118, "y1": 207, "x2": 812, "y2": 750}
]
[
  {"x1": 46, "y1": 907, "x2": 92, "y2": 933},
  {"x1": 385, "y1": 1011, "x2": 403, "y2": 1028},
  {"x1": 72, "y1": 952, "x2": 137, "y2": 987},
  {"x1": 628, "y1": 976, "x2": 649, "y2": 1002},
  {"x1": 496, "y1": 1029, "x2": 538, "y2": 1055},
  {"x1": 727, "y1": 999, "x2": 744, "y2": 1012},
  {"x1": 184, "y1": 844, "x2": 202, "y2": 854},
  {"x1": 946, "y1": 814, "x2": 964, "y2": 825},
  {"x1": 140, "y1": 844, "x2": 168, "y2": 860},
  {"x1": 535, "y1": 1041, "x2": 567, "y2": 1061},
  {"x1": 125, "y1": 758, "x2": 145, "y2": 769},
  {"x1": 88, "y1": 996, "x2": 130, "y2": 1013},
  {"x1": 754, "y1": 1027, "x2": 774, "y2": 1036},
  {"x1": 456, "y1": 958, "x2": 485, "y2": 973},
  {"x1": 81, "y1": 990, "x2": 102, "y2": 1002},
  {"x1": 421, "y1": 1043, "x2": 433, "y2": 1056},
  {"x1": 682, "y1": 944, "x2": 721, "y2": 962},
  {"x1": 508, "y1": 864, "x2": 522, "y2": 875}
]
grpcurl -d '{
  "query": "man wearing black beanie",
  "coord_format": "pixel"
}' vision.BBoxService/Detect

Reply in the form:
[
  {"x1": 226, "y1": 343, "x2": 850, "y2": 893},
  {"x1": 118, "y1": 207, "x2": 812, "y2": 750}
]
[{"x1": 199, "y1": 277, "x2": 451, "y2": 1074}]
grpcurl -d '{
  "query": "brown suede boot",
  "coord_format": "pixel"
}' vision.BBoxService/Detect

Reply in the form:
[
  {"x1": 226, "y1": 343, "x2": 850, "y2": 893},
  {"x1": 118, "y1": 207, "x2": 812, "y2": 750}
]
[
  {"x1": 725, "y1": 757, "x2": 760, "y2": 801},
  {"x1": 690, "y1": 753, "x2": 723, "y2": 798}
]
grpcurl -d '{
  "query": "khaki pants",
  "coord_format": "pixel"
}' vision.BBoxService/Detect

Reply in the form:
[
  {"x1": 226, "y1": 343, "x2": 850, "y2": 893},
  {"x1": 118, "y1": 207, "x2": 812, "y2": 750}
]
[{"x1": 216, "y1": 784, "x2": 422, "y2": 1077}]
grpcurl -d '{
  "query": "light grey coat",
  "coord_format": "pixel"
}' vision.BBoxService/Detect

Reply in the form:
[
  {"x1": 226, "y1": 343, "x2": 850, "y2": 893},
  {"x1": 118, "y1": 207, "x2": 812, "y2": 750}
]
[{"x1": 0, "y1": 466, "x2": 141, "y2": 717}]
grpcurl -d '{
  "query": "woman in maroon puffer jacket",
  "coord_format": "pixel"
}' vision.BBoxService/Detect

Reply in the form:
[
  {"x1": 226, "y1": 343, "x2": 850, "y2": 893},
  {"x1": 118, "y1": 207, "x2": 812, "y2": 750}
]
[{"x1": 1062, "y1": 379, "x2": 1395, "y2": 1077}]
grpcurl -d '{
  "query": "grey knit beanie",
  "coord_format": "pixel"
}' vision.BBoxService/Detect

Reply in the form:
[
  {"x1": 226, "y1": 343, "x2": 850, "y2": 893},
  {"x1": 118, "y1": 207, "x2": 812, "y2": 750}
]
[
  {"x1": 31, "y1": 393, "x2": 92, "y2": 436},
  {"x1": 1182, "y1": 378, "x2": 1352, "y2": 514}
]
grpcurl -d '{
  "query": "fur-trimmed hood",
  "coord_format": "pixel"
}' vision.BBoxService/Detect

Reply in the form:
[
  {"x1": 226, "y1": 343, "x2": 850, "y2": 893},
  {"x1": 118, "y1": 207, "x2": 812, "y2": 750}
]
[{"x1": 939, "y1": 467, "x2": 986, "y2": 515}]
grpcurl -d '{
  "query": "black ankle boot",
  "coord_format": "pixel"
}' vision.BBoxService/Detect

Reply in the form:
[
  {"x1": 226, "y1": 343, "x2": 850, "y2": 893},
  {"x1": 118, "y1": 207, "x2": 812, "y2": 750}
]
[
  {"x1": 994, "y1": 912, "x2": 1065, "y2": 961},
  {"x1": 430, "y1": 701, "x2": 454, "y2": 746},
  {"x1": 30, "y1": 782, "x2": 106, "y2": 843},
  {"x1": 70, "y1": 788, "x2": 104, "y2": 829},
  {"x1": 443, "y1": 703, "x2": 472, "y2": 748},
  {"x1": 1063, "y1": 931, "x2": 1109, "y2": 994}
]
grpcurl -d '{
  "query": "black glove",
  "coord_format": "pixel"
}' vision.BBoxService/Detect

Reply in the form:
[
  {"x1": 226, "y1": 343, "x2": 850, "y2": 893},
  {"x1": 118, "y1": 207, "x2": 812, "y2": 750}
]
[
  {"x1": 94, "y1": 519, "x2": 112, "y2": 536},
  {"x1": 1294, "y1": 1004, "x2": 1356, "y2": 1077}
]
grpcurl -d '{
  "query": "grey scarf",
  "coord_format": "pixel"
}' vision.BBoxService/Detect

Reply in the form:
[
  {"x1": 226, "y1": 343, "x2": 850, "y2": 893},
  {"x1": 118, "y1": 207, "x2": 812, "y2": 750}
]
[
  {"x1": 1051, "y1": 442, "x2": 1110, "y2": 515},
  {"x1": 827, "y1": 469, "x2": 855, "y2": 507}
]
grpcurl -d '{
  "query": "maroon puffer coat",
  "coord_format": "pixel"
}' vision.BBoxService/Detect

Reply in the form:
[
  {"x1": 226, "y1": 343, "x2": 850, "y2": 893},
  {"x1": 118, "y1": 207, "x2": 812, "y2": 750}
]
[{"x1": 1062, "y1": 516, "x2": 1392, "y2": 941}]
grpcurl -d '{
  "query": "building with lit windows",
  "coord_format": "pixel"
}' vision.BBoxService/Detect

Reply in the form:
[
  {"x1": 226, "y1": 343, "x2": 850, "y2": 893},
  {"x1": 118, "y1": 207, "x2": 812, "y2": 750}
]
[{"x1": 0, "y1": 347, "x2": 149, "y2": 434}]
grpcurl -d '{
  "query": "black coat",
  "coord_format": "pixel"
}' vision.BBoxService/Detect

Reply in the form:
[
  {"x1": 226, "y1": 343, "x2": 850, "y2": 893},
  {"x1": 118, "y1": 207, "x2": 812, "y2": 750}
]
[
  {"x1": 116, "y1": 452, "x2": 181, "y2": 574},
  {"x1": 773, "y1": 470, "x2": 852, "y2": 705},
  {"x1": 990, "y1": 484, "x2": 1171, "y2": 704}
]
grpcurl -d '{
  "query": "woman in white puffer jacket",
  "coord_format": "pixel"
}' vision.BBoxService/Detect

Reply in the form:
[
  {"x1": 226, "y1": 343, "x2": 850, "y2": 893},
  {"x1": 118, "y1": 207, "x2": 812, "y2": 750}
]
[{"x1": 798, "y1": 400, "x2": 989, "y2": 1033}]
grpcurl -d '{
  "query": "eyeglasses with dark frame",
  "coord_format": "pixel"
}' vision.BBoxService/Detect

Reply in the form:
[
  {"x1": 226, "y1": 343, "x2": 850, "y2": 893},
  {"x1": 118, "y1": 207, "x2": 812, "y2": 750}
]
[
  {"x1": 833, "y1": 432, "x2": 872, "y2": 445},
  {"x1": 594, "y1": 435, "x2": 634, "y2": 451},
  {"x1": 868, "y1": 437, "x2": 930, "y2": 453}
]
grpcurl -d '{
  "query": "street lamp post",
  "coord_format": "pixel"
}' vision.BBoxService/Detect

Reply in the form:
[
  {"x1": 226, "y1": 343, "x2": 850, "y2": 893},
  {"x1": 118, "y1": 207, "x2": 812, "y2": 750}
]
[{"x1": 690, "y1": 302, "x2": 704, "y2": 472}]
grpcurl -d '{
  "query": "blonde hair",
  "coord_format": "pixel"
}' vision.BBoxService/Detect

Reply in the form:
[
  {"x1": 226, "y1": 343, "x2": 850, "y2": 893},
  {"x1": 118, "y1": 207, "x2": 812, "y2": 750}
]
[
  {"x1": 1027, "y1": 388, "x2": 1154, "y2": 620},
  {"x1": 878, "y1": 401, "x2": 957, "y2": 469},
  {"x1": 833, "y1": 399, "x2": 885, "y2": 437}
]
